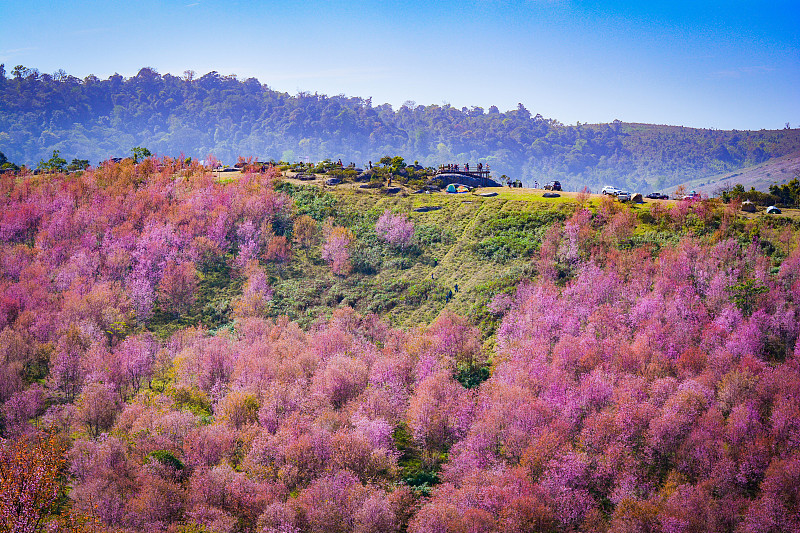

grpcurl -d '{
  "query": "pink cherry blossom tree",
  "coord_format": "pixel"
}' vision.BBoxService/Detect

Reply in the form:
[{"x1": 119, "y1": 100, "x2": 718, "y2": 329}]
[{"x1": 375, "y1": 209, "x2": 415, "y2": 250}]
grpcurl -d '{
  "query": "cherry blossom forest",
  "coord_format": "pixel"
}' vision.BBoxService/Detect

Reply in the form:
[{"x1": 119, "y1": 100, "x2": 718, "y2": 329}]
[{"x1": 1, "y1": 158, "x2": 799, "y2": 533}]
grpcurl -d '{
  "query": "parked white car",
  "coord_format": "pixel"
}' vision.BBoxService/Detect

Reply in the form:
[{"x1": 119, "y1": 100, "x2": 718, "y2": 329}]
[
  {"x1": 616, "y1": 191, "x2": 632, "y2": 201},
  {"x1": 602, "y1": 185, "x2": 621, "y2": 195}
]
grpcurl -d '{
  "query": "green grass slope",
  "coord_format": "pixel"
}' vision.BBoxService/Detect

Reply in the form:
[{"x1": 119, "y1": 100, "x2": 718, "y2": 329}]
[{"x1": 262, "y1": 185, "x2": 582, "y2": 335}]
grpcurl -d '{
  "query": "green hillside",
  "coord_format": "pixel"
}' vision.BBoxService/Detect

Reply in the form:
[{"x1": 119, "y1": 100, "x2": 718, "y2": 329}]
[
  {"x1": 257, "y1": 184, "x2": 555, "y2": 330},
  {"x1": 192, "y1": 178, "x2": 792, "y2": 343}
]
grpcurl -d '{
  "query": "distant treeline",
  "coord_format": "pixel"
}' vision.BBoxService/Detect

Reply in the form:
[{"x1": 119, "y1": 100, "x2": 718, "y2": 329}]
[
  {"x1": 719, "y1": 178, "x2": 800, "y2": 207},
  {"x1": 1, "y1": 65, "x2": 799, "y2": 190}
]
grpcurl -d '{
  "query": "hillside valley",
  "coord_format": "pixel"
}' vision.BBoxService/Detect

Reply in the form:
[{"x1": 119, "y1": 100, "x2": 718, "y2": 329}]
[
  {"x1": 2, "y1": 160, "x2": 800, "y2": 532},
  {"x1": 683, "y1": 149, "x2": 800, "y2": 196}
]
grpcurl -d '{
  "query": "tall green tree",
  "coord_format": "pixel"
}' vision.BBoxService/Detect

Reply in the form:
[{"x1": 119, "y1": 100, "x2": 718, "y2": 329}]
[
  {"x1": 132, "y1": 146, "x2": 152, "y2": 163},
  {"x1": 727, "y1": 278, "x2": 768, "y2": 317},
  {"x1": 37, "y1": 150, "x2": 66, "y2": 172}
]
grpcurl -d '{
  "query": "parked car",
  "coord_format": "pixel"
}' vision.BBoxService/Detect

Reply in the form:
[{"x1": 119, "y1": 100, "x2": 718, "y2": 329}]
[
  {"x1": 615, "y1": 190, "x2": 632, "y2": 201},
  {"x1": 543, "y1": 181, "x2": 562, "y2": 191},
  {"x1": 645, "y1": 192, "x2": 669, "y2": 200},
  {"x1": 325, "y1": 178, "x2": 342, "y2": 185},
  {"x1": 602, "y1": 185, "x2": 621, "y2": 195}
]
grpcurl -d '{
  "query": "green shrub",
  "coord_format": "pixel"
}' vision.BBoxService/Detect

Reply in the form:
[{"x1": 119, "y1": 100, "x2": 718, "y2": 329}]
[
  {"x1": 415, "y1": 224, "x2": 454, "y2": 247},
  {"x1": 477, "y1": 210, "x2": 567, "y2": 237},
  {"x1": 385, "y1": 257, "x2": 412, "y2": 270},
  {"x1": 474, "y1": 232, "x2": 540, "y2": 262},
  {"x1": 470, "y1": 209, "x2": 567, "y2": 261},
  {"x1": 404, "y1": 280, "x2": 448, "y2": 305},
  {"x1": 455, "y1": 364, "x2": 491, "y2": 389},
  {"x1": 407, "y1": 178, "x2": 427, "y2": 190},
  {"x1": 638, "y1": 210, "x2": 655, "y2": 225},
  {"x1": 146, "y1": 450, "x2": 184, "y2": 471},
  {"x1": 269, "y1": 278, "x2": 332, "y2": 319},
  {"x1": 275, "y1": 183, "x2": 338, "y2": 221},
  {"x1": 168, "y1": 386, "x2": 212, "y2": 418},
  {"x1": 350, "y1": 240, "x2": 385, "y2": 275},
  {"x1": 393, "y1": 423, "x2": 442, "y2": 494}
]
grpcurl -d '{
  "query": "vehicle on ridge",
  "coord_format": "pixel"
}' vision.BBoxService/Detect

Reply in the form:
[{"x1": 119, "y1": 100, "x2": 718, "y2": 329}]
[
  {"x1": 681, "y1": 191, "x2": 702, "y2": 200},
  {"x1": 615, "y1": 190, "x2": 632, "y2": 201},
  {"x1": 645, "y1": 192, "x2": 669, "y2": 200}
]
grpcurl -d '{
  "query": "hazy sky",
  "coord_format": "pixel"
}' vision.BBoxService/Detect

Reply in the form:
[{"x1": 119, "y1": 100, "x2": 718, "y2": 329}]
[{"x1": 2, "y1": 0, "x2": 798, "y2": 130}]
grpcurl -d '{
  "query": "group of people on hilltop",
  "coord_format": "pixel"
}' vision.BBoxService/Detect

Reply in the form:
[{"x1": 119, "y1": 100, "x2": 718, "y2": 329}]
[{"x1": 441, "y1": 162, "x2": 484, "y2": 173}]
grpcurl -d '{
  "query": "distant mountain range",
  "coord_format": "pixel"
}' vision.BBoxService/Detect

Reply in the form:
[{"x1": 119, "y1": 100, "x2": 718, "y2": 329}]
[{"x1": 1, "y1": 66, "x2": 799, "y2": 191}]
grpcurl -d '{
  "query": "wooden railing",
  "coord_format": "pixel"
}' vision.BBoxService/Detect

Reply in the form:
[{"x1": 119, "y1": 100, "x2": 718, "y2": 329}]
[{"x1": 435, "y1": 164, "x2": 491, "y2": 178}]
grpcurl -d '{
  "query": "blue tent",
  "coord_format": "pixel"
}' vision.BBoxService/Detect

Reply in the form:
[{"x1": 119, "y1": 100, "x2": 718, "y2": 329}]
[{"x1": 446, "y1": 183, "x2": 470, "y2": 193}]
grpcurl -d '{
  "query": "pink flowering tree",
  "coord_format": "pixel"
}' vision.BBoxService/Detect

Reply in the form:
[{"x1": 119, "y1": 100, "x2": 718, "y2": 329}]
[
  {"x1": 128, "y1": 268, "x2": 156, "y2": 324},
  {"x1": 235, "y1": 220, "x2": 262, "y2": 270},
  {"x1": 76, "y1": 381, "x2": 121, "y2": 438},
  {"x1": 0, "y1": 433, "x2": 68, "y2": 533},
  {"x1": 233, "y1": 268, "x2": 273, "y2": 319},
  {"x1": 115, "y1": 334, "x2": 157, "y2": 399},
  {"x1": 406, "y1": 370, "x2": 473, "y2": 455},
  {"x1": 322, "y1": 221, "x2": 354, "y2": 276},
  {"x1": 264, "y1": 234, "x2": 291, "y2": 267},
  {"x1": 375, "y1": 209, "x2": 415, "y2": 250},
  {"x1": 157, "y1": 260, "x2": 199, "y2": 316},
  {"x1": 1, "y1": 386, "x2": 45, "y2": 437}
]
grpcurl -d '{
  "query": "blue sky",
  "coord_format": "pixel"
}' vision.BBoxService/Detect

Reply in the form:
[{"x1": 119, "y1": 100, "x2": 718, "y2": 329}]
[{"x1": 2, "y1": 0, "x2": 798, "y2": 130}]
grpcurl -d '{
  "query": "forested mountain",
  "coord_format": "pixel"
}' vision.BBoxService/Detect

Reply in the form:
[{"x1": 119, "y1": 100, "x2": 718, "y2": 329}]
[{"x1": 2, "y1": 65, "x2": 799, "y2": 190}]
